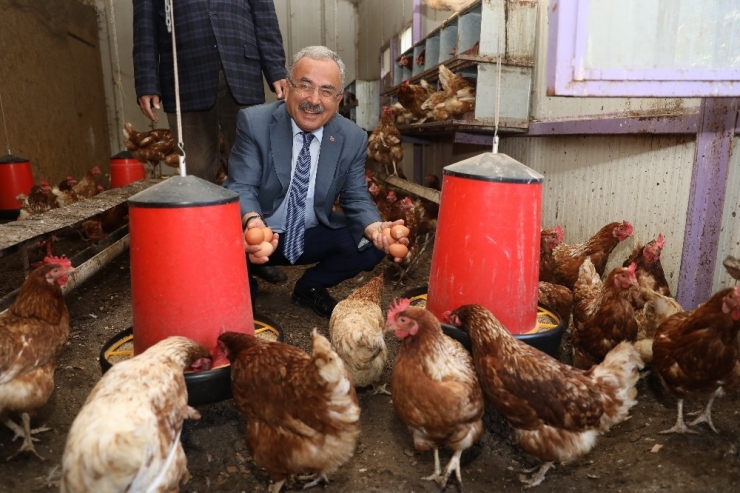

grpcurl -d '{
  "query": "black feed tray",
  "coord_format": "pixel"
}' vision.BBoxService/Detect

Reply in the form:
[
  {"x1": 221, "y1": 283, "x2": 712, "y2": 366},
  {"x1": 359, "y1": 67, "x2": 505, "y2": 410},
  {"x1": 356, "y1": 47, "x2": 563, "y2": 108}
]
[
  {"x1": 403, "y1": 286, "x2": 565, "y2": 358},
  {"x1": 99, "y1": 313, "x2": 284, "y2": 406}
]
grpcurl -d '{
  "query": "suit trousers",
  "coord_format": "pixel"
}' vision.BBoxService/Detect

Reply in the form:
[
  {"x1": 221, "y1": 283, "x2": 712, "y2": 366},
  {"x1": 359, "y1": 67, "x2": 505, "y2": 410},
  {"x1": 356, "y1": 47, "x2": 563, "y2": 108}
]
[
  {"x1": 248, "y1": 223, "x2": 386, "y2": 292},
  {"x1": 167, "y1": 68, "x2": 248, "y2": 182}
]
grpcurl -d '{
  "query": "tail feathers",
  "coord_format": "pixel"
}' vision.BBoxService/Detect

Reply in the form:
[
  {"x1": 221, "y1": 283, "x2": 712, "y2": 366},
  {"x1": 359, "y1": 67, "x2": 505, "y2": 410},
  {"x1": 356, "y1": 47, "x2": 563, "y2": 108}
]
[
  {"x1": 312, "y1": 329, "x2": 349, "y2": 386},
  {"x1": 633, "y1": 338, "x2": 653, "y2": 364},
  {"x1": 578, "y1": 257, "x2": 599, "y2": 283},
  {"x1": 591, "y1": 341, "x2": 644, "y2": 431}
]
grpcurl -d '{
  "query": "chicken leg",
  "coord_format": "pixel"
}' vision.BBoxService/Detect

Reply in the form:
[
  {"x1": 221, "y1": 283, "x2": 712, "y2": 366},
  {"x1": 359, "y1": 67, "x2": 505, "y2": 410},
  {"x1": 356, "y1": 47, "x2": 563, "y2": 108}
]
[
  {"x1": 438, "y1": 449, "x2": 464, "y2": 488},
  {"x1": 659, "y1": 398, "x2": 698, "y2": 435},
  {"x1": 372, "y1": 383, "x2": 391, "y2": 395},
  {"x1": 4, "y1": 413, "x2": 50, "y2": 460},
  {"x1": 422, "y1": 447, "x2": 442, "y2": 483},
  {"x1": 687, "y1": 388, "x2": 721, "y2": 433},
  {"x1": 520, "y1": 461, "x2": 554, "y2": 488}
]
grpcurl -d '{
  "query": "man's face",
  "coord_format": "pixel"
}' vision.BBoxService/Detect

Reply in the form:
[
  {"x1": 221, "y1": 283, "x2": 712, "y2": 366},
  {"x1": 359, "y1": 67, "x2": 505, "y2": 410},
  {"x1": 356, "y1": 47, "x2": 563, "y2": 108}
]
[{"x1": 285, "y1": 58, "x2": 344, "y2": 132}]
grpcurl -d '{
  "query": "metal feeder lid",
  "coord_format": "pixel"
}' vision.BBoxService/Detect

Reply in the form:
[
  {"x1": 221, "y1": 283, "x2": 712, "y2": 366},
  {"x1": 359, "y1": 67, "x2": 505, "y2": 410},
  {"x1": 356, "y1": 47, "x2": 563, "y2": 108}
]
[
  {"x1": 0, "y1": 154, "x2": 29, "y2": 164},
  {"x1": 128, "y1": 175, "x2": 238, "y2": 208},
  {"x1": 111, "y1": 150, "x2": 135, "y2": 159},
  {"x1": 443, "y1": 152, "x2": 544, "y2": 184}
]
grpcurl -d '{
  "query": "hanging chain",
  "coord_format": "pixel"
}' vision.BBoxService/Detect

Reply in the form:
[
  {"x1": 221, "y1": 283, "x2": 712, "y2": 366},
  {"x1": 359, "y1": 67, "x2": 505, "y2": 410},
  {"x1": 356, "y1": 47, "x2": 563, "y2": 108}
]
[
  {"x1": 166, "y1": 0, "x2": 187, "y2": 176},
  {"x1": 0, "y1": 93, "x2": 10, "y2": 155}
]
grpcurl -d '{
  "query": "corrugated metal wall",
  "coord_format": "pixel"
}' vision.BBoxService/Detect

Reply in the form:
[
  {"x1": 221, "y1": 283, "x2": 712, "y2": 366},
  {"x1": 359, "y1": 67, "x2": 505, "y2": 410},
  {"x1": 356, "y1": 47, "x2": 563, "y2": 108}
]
[{"x1": 498, "y1": 135, "x2": 696, "y2": 296}]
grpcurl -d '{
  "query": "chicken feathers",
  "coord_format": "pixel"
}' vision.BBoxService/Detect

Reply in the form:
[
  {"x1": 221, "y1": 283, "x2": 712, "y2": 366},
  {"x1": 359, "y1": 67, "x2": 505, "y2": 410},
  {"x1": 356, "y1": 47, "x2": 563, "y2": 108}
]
[
  {"x1": 446, "y1": 304, "x2": 643, "y2": 487},
  {"x1": 0, "y1": 257, "x2": 76, "y2": 460},
  {"x1": 217, "y1": 330, "x2": 360, "y2": 493},
  {"x1": 653, "y1": 286, "x2": 740, "y2": 434},
  {"x1": 386, "y1": 299, "x2": 484, "y2": 488},
  {"x1": 60, "y1": 336, "x2": 211, "y2": 493},
  {"x1": 329, "y1": 274, "x2": 389, "y2": 394}
]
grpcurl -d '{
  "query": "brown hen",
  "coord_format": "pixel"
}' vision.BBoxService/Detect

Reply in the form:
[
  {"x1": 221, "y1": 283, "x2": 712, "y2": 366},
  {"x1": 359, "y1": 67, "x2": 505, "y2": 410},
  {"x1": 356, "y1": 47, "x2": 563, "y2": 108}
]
[
  {"x1": 397, "y1": 79, "x2": 435, "y2": 123},
  {"x1": 16, "y1": 181, "x2": 56, "y2": 220},
  {"x1": 571, "y1": 260, "x2": 639, "y2": 369},
  {"x1": 653, "y1": 286, "x2": 740, "y2": 434},
  {"x1": 0, "y1": 257, "x2": 76, "y2": 460},
  {"x1": 217, "y1": 330, "x2": 360, "y2": 493},
  {"x1": 387, "y1": 299, "x2": 484, "y2": 488},
  {"x1": 367, "y1": 106, "x2": 404, "y2": 176},
  {"x1": 552, "y1": 220, "x2": 634, "y2": 290},
  {"x1": 446, "y1": 304, "x2": 643, "y2": 487}
]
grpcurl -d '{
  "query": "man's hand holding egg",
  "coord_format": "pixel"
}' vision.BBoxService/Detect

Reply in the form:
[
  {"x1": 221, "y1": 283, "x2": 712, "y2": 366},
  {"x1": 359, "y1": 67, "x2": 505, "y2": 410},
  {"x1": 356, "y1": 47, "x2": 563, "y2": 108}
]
[
  {"x1": 244, "y1": 220, "x2": 278, "y2": 264},
  {"x1": 367, "y1": 219, "x2": 410, "y2": 263}
]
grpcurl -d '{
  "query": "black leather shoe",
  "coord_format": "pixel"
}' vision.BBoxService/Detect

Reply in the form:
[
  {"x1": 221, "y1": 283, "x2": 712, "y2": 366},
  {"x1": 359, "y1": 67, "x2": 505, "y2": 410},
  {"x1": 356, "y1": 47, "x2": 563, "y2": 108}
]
[
  {"x1": 291, "y1": 283, "x2": 338, "y2": 318},
  {"x1": 250, "y1": 264, "x2": 288, "y2": 283}
]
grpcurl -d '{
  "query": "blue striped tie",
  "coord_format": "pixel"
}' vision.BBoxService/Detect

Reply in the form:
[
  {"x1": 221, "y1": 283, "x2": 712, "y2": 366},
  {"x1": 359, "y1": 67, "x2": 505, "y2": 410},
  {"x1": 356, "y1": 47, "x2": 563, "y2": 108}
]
[{"x1": 284, "y1": 132, "x2": 315, "y2": 264}]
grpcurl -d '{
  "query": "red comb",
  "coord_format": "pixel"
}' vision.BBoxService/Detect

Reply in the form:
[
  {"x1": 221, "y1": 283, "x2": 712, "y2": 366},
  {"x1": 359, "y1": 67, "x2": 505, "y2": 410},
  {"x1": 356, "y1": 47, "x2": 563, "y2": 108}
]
[
  {"x1": 656, "y1": 233, "x2": 665, "y2": 249},
  {"x1": 554, "y1": 225, "x2": 564, "y2": 242},
  {"x1": 623, "y1": 220, "x2": 634, "y2": 234},
  {"x1": 386, "y1": 298, "x2": 411, "y2": 325},
  {"x1": 43, "y1": 255, "x2": 72, "y2": 268},
  {"x1": 626, "y1": 262, "x2": 637, "y2": 274}
]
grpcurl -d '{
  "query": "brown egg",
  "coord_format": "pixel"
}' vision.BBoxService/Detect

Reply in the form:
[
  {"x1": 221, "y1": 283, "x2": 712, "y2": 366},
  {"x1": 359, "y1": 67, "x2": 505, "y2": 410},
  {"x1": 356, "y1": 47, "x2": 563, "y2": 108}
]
[
  {"x1": 382, "y1": 227, "x2": 397, "y2": 243},
  {"x1": 390, "y1": 225, "x2": 410, "y2": 240},
  {"x1": 389, "y1": 243, "x2": 408, "y2": 258},
  {"x1": 262, "y1": 227, "x2": 274, "y2": 242},
  {"x1": 245, "y1": 228, "x2": 265, "y2": 245},
  {"x1": 253, "y1": 241, "x2": 275, "y2": 258}
]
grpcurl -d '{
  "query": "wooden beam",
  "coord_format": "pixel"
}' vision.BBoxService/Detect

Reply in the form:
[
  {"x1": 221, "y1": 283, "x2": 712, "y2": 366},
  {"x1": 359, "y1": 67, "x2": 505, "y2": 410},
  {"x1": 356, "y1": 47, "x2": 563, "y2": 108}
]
[
  {"x1": 0, "y1": 178, "x2": 161, "y2": 258},
  {"x1": 385, "y1": 174, "x2": 440, "y2": 204}
]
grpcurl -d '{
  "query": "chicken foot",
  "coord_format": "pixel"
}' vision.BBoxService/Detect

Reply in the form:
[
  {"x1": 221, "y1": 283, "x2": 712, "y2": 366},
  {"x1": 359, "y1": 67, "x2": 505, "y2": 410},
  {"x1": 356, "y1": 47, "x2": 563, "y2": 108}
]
[
  {"x1": 686, "y1": 390, "x2": 721, "y2": 433},
  {"x1": 4, "y1": 413, "x2": 50, "y2": 461},
  {"x1": 438, "y1": 449, "x2": 464, "y2": 488},
  {"x1": 298, "y1": 472, "x2": 329, "y2": 489},
  {"x1": 372, "y1": 383, "x2": 392, "y2": 395},
  {"x1": 422, "y1": 447, "x2": 443, "y2": 483},
  {"x1": 268, "y1": 479, "x2": 286, "y2": 493},
  {"x1": 659, "y1": 398, "x2": 698, "y2": 435},
  {"x1": 519, "y1": 461, "x2": 554, "y2": 488}
]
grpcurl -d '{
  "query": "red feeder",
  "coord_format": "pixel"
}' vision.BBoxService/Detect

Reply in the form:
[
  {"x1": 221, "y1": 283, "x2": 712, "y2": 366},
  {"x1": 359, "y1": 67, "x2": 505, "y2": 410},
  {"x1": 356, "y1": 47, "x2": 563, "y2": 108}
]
[
  {"x1": 110, "y1": 150, "x2": 146, "y2": 188},
  {"x1": 426, "y1": 153, "x2": 543, "y2": 334},
  {"x1": 0, "y1": 154, "x2": 34, "y2": 218},
  {"x1": 128, "y1": 175, "x2": 253, "y2": 355}
]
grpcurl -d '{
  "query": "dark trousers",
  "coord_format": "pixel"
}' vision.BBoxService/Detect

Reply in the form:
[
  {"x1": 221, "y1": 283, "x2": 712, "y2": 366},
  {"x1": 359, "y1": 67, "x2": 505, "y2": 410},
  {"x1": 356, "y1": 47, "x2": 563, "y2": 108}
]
[
  {"x1": 167, "y1": 68, "x2": 246, "y2": 182},
  {"x1": 248, "y1": 224, "x2": 385, "y2": 292}
]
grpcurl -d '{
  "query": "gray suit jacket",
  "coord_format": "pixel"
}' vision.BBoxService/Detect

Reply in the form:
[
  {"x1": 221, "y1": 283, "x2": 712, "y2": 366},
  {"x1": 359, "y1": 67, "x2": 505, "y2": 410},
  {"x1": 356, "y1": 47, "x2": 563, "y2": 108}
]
[{"x1": 224, "y1": 101, "x2": 381, "y2": 248}]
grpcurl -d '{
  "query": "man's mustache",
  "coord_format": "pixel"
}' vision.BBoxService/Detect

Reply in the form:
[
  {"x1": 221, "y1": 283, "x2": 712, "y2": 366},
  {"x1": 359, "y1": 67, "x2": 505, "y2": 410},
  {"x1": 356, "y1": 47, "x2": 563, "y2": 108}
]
[{"x1": 299, "y1": 101, "x2": 324, "y2": 114}]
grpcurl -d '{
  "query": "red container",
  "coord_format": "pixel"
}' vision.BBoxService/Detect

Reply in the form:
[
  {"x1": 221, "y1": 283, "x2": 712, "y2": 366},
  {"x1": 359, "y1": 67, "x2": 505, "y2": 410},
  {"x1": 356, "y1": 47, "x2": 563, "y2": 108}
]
[
  {"x1": 426, "y1": 153, "x2": 543, "y2": 334},
  {"x1": 128, "y1": 176, "x2": 253, "y2": 355},
  {"x1": 0, "y1": 154, "x2": 34, "y2": 213},
  {"x1": 110, "y1": 151, "x2": 146, "y2": 188}
]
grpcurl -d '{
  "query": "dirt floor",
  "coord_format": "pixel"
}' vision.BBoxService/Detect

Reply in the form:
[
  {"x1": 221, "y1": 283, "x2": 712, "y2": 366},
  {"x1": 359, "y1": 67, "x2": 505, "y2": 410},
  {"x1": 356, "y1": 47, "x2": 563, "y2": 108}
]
[{"x1": 2, "y1": 230, "x2": 740, "y2": 493}]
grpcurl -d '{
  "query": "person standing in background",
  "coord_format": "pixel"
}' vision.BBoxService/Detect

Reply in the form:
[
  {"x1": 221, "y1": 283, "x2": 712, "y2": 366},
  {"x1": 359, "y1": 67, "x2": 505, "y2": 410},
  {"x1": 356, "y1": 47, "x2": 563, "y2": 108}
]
[{"x1": 133, "y1": 0, "x2": 289, "y2": 283}]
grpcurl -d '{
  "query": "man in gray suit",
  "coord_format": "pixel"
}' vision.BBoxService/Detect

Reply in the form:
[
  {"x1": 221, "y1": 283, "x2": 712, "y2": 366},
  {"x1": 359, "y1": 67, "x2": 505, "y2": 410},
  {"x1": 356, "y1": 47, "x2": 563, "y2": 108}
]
[
  {"x1": 133, "y1": 0, "x2": 289, "y2": 283},
  {"x1": 224, "y1": 46, "x2": 407, "y2": 317}
]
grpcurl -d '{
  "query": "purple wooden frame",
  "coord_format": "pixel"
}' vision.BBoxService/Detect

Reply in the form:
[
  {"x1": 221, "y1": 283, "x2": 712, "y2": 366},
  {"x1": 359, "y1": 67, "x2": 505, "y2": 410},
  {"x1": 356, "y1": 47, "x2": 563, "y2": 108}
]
[
  {"x1": 547, "y1": 0, "x2": 740, "y2": 97},
  {"x1": 677, "y1": 98, "x2": 740, "y2": 310}
]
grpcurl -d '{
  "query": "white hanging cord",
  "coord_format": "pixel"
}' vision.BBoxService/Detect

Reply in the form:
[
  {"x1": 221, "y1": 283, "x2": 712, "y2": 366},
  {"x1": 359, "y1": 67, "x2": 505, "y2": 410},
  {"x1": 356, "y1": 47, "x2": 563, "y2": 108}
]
[
  {"x1": 166, "y1": 0, "x2": 187, "y2": 176},
  {"x1": 107, "y1": 0, "x2": 126, "y2": 130},
  {"x1": 492, "y1": 0, "x2": 505, "y2": 154},
  {"x1": 0, "y1": 94, "x2": 10, "y2": 155}
]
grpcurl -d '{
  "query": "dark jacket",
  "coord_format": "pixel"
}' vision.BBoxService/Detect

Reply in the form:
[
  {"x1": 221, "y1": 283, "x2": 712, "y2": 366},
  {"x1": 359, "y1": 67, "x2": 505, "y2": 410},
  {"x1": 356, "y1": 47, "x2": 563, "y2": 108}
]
[{"x1": 133, "y1": 0, "x2": 287, "y2": 112}]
